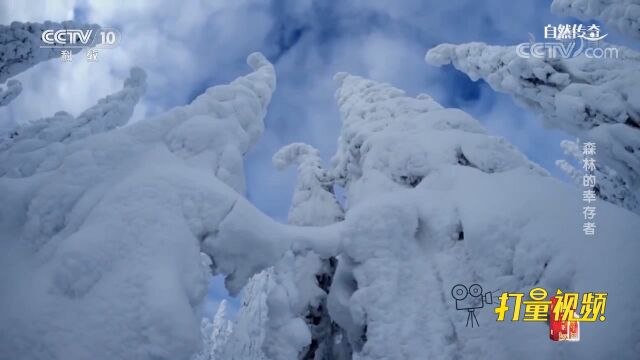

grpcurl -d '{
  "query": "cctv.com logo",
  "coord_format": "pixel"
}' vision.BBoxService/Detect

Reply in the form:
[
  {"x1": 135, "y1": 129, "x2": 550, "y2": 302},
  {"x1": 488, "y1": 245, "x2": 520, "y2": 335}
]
[
  {"x1": 516, "y1": 39, "x2": 619, "y2": 59},
  {"x1": 451, "y1": 284, "x2": 495, "y2": 328}
]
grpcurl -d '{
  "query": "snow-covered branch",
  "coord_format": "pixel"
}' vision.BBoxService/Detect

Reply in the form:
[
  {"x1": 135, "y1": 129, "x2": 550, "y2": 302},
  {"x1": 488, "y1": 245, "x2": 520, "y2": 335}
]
[
  {"x1": 551, "y1": 0, "x2": 640, "y2": 39},
  {"x1": 0, "y1": 66, "x2": 146, "y2": 177},
  {"x1": 0, "y1": 21, "x2": 101, "y2": 106},
  {"x1": 426, "y1": 42, "x2": 640, "y2": 213}
]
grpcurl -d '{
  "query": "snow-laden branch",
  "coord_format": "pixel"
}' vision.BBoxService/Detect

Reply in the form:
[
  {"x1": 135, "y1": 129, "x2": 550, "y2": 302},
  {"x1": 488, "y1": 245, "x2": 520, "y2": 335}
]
[
  {"x1": 426, "y1": 42, "x2": 640, "y2": 213},
  {"x1": 551, "y1": 0, "x2": 640, "y2": 39},
  {"x1": 0, "y1": 66, "x2": 146, "y2": 177},
  {"x1": 0, "y1": 21, "x2": 101, "y2": 107}
]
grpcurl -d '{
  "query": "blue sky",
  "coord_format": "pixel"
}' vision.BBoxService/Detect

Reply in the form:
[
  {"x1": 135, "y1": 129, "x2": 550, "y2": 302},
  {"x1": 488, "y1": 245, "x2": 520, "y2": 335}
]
[{"x1": 1, "y1": 0, "x2": 607, "y2": 316}]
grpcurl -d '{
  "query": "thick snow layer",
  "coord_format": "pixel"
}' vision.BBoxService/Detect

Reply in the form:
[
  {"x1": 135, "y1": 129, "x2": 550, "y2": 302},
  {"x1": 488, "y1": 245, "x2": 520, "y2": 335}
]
[
  {"x1": 325, "y1": 73, "x2": 640, "y2": 359},
  {"x1": 0, "y1": 53, "x2": 292, "y2": 360},
  {"x1": 551, "y1": 0, "x2": 640, "y2": 39},
  {"x1": 426, "y1": 42, "x2": 640, "y2": 214}
]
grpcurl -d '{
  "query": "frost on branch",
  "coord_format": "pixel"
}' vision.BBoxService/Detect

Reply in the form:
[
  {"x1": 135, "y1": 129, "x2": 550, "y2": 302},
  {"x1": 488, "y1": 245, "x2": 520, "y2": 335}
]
[
  {"x1": 0, "y1": 52, "x2": 301, "y2": 360},
  {"x1": 0, "y1": 21, "x2": 101, "y2": 106},
  {"x1": 551, "y1": 0, "x2": 640, "y2": 39},
  {"x1": 323, "y1": 73, "x2": 640, "y2": 359},
  {"x1": 426, "y1": 42, "x2": 640, "y2": 213}
]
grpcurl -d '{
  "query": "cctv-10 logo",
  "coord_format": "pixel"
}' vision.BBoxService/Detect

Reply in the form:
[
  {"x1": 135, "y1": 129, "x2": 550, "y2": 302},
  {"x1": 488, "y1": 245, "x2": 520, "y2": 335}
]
[{"x1": 41, "y1": 29, "x2": 120, "y2": 48}]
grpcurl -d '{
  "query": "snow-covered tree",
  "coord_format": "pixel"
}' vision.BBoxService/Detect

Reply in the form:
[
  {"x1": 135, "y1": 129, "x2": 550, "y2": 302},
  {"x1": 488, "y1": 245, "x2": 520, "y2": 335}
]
[
  {"x1": 221, "y1": 143, "x2": 345, "y2": 360},
  {"x1": 425, "y1": 21, "x2": 640, "y2": 213},
  {"x1": 0, "y1": 21, "x2": 100, "y2": 107},
  {"x1": 192, "y1": 300, "x2": 233, "y2": 360},
  {"x1": 273, "y1": 143, "x2": 344, "y2": 226},
  {"x1": 0, "y1": 52, "x2": 312, "y2": 360},
  {"x1": 317, "y1": 72, "x2": 640, "y2": 359},
  {"x1": 221, "y1": 269, "x2": 273, "y2": 360}
]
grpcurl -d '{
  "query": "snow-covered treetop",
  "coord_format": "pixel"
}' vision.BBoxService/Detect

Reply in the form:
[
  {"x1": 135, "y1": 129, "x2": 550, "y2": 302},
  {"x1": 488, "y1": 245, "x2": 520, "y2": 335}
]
[
  {"x1": 551, "y1": 0, "x2": 640, "y2": 39},
  {"x1": 330, "y1": 71, "x2": 546, "y2": 205},
  {"x1": 273, "y1": 143, "x2": 344, "y2": 226}
]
